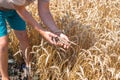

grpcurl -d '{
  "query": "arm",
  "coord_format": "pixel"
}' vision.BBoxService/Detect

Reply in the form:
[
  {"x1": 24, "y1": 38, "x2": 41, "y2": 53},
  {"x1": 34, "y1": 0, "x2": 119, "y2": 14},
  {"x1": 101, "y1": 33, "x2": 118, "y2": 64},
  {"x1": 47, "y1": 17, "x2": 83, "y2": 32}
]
[
  {"x1": 38, "y1": 0, "x2": 61, "y2": 35},
  {"x1": 14, "y1": 5, "x2": 44, "y2": 34},
  {"x1": 38, "y1": 0, "x2": 70, "y2": 48},
  {"x1": 13, "y1": 5, "x2": 58, "y2": 45}
]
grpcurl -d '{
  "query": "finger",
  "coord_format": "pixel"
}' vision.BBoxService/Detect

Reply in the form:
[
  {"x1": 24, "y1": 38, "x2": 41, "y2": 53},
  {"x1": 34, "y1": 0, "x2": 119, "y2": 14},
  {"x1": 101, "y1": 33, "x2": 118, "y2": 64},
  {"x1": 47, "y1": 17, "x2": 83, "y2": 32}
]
[
  {"x1": 63, "y1": 44, "x2": 67, "y2": 49},
  {"x1": 66, "y1": 44, "x2": 70, "y2": 49},
  {"x1": 64, "y1": 43, "x2": 70, "y2": 49},
  {"x1": 49, "y1": 32, "x2": 58, "y2": 37},
  {"x1": 49, "y1": 39, "x2": 57, "y2": 45},
  {"x1": 60, "y1": 33, "x2": 69, "y2": 41},
  {"x1": 64, "y1": 36, "x2": 69, "y2": 41},
  {"x1": 57, "y1": 41, "x2": 63, "y2": 46}
]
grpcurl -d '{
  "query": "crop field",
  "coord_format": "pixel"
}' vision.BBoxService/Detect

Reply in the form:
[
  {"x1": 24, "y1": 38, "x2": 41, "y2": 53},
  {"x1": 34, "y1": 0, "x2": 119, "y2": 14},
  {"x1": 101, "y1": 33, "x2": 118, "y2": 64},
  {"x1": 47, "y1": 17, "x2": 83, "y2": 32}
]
[{"x1": 8, "y1": 0, "x2": 120, "y2": 80}]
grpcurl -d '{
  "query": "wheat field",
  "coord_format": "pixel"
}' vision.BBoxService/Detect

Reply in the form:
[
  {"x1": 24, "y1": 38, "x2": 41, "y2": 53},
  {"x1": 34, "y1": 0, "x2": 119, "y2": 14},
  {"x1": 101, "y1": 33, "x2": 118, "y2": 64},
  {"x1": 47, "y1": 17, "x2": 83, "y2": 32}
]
[{"x1": 8, "y1": 0, "x2": 120, "y2": 80}]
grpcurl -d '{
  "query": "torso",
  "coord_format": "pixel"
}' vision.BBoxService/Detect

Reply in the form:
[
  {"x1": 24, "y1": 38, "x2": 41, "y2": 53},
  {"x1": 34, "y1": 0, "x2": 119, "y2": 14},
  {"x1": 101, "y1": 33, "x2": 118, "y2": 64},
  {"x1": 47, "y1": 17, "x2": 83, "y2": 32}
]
[
  {"x1": 0, "y1": 0, "x2": 14, "y2": 9},
  {"x1": 0, "y1": 0, "x2": 36, "y2": 9}
]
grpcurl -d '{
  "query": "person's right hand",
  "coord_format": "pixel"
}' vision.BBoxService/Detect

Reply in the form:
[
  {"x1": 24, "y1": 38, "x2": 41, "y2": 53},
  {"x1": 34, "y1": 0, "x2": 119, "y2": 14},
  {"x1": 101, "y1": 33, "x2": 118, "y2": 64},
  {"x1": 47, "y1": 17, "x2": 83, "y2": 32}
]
[{"x1": 42, "y1": 31, "x2": 58, "y2": 45}]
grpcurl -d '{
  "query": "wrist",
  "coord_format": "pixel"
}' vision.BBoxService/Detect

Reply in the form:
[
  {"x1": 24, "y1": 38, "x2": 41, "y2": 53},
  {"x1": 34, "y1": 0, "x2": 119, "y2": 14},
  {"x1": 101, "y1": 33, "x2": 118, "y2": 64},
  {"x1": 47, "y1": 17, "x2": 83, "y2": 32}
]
[
  {"x1": 37, "y1": 28, "x2": 46, "y2": 35},
  {"x1": 53, "y1": 30, "x2": 62, "y2": 36}
]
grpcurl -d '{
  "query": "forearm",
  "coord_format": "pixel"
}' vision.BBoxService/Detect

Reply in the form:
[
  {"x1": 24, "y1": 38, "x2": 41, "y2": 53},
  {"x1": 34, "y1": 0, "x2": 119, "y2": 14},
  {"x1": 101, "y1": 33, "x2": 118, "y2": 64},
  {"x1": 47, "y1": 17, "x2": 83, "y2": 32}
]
[
  {"x1": 39, "y1": 10, "x2": 58, "y2": 31},
  {"x1": 14, "y1": 5, "x2": 45, "y2": 34},
  {"x1": 38, "y1": 1, "x2": 62, "y2": 35}
]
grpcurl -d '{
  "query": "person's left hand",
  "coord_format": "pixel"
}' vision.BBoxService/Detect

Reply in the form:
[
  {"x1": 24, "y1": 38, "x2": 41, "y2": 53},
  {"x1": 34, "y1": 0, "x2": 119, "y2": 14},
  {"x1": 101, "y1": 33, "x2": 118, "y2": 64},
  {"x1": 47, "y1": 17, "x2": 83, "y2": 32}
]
[{"x1": 57, "y1": 33, "x2": 70, "y2": 49}]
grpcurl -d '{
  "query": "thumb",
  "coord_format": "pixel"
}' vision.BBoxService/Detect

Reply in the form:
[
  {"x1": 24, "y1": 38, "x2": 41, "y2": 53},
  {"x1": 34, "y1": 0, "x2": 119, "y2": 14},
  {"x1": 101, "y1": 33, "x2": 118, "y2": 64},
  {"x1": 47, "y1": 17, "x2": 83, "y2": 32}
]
[
  {"x1": 60, "y1": 33, "x2": 69, "y2": 41},
  {"x1": 49, "y1": 32, "x2": 58, "y2": 37}
]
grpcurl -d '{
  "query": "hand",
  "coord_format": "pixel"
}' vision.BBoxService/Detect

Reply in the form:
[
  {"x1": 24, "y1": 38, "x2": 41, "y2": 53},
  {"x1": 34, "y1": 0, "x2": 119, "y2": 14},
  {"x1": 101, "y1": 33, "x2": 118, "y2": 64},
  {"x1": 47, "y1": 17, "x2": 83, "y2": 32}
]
[
  {"x1": 42, "y1": 31, "x2": 58, "y2": 45},
  {"x1": 56, "y1": 33, "x2": 70, "y2": 49},
  {"x1": 42, "y1": 31, "x2": 70, "y2": 49}
]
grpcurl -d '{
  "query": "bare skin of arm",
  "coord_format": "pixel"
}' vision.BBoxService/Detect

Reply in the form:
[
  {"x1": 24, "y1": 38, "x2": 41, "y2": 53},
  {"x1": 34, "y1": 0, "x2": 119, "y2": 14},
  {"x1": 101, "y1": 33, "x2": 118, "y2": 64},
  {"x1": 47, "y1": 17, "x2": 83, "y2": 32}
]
[
  {"x1": 13, "y1": 1, "x2": 70, "y2": 48},
  {"x1": 38, "y1": 0, "x2": 61, "y2": 35},
  {"x1": 13, "y1": 5, "x2": 58, "y2": 45},
  {"x1": 38, "y1": 0, "x2": 70, "y2": 48}
]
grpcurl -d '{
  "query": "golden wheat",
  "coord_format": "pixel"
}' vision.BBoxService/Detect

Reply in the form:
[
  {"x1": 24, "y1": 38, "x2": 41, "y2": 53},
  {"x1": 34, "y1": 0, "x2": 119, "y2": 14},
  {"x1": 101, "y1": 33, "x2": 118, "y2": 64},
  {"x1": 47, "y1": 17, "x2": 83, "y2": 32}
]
[{"x1": 8, "y1": 0, "x2": 120, "y2": 80}]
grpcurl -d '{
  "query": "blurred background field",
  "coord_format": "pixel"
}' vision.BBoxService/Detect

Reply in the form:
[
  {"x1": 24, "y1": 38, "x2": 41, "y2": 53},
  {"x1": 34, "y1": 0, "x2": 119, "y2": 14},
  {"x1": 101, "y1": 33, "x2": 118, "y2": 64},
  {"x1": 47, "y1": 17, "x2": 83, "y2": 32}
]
[{"x1": 8, "y1": 0, "x2": 120, "y2": 80}]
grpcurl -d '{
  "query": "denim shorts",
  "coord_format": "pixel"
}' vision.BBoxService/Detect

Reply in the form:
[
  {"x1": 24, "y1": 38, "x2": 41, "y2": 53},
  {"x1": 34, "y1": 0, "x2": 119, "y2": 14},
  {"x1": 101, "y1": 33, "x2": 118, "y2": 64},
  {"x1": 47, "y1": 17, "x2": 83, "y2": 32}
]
[{"x1": 0, "y1": 10, "x2": 26, "y2": 37}]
